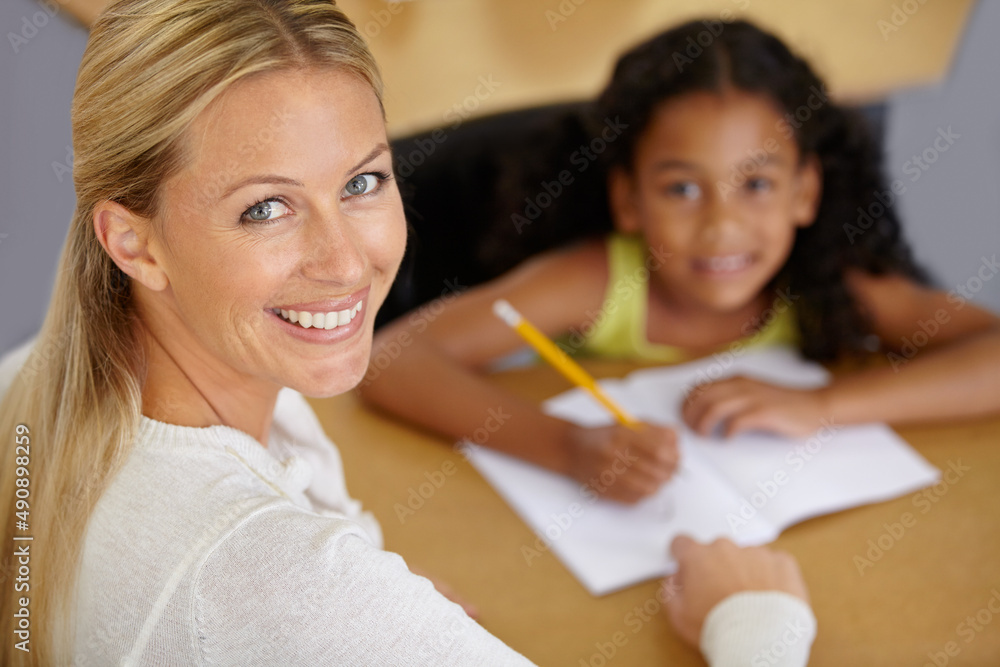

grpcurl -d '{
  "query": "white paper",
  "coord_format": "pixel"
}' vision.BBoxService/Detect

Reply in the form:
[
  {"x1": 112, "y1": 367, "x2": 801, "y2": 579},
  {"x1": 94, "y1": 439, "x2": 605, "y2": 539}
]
[{"x1": 464, "y1": 346, "x2": 941, "y2": 596}]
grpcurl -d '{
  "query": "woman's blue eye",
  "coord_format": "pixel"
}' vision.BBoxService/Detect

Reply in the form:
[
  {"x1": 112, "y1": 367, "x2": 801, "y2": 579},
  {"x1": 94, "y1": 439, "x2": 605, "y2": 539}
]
[
  {"x1": 241, "y1": 198, "x2": 290, "y2": 224},
  {"x1": 668, "y1": 182, "x2": 701, "y2": 199},
  {"x1": 344, "y1": 173, "x2": 379, "y2": 197}
]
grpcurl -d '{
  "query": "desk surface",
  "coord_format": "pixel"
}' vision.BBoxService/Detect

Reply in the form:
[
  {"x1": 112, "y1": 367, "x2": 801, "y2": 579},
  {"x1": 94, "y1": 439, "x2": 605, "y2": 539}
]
[{"x1": 309, "y1": 360, "x2": 1000, "y2": 666}]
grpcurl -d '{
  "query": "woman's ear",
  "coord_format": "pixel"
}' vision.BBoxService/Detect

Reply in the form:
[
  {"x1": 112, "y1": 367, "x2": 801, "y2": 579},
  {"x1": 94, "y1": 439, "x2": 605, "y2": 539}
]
[
  {"x1": 92, "y1": 200, "x2": 169, "y2": 291},
  {"x1": 792, "y1": 155, "x2": 822, "y2": 228},
  {"x1": 608, "y1": 167, "x2": 641, "y2": 234}
]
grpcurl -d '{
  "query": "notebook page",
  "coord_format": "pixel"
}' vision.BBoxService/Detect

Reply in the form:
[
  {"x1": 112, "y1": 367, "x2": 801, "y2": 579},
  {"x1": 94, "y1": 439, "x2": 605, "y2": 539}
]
[{"x1": 464, "y1": 347, "x2": 939, "y2": 595}]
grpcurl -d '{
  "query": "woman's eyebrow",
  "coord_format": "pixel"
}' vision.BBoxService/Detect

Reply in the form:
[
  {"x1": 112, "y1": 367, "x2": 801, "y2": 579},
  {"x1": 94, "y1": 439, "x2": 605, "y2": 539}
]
[
  {"x1": 217, "y1": 143, "x2": 390, "y2": 201},
  {"x1": 345, "y1": 143, "x2": 390, "y2": 176},
  {"x1": 220, "y1": 175, "x2": 303, "y2": 200}
]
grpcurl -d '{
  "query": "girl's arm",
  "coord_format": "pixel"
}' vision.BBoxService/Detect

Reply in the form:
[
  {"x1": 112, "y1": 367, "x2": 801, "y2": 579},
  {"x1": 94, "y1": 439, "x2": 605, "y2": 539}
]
[
  {"x1": 818, "y1": 270, "x2": 1000, "y2": 423},
  {"x1": 682, "y1": 270, "x2": 1000, "y2": 436},
  {"x1": 359, "y1": 240, "x2": 680, "y2": 503}
]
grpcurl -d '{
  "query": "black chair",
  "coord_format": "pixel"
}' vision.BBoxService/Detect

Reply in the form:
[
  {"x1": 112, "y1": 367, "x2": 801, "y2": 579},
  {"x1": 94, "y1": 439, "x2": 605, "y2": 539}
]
[{"x1": 379, "y1": 101, "x2": 613, "y2": 327}]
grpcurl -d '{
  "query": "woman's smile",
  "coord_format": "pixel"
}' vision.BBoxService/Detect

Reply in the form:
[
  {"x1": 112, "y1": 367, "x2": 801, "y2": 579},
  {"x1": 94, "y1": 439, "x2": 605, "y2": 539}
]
[{"x1": 269, "y1": 285, "x2": 370, "y2": 341}]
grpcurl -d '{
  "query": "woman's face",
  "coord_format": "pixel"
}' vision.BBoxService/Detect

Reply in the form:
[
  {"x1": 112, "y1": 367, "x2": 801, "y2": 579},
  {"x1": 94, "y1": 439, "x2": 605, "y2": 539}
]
[
  {"x1": 144, "y1": 67, "x2": 406, "y2": 397},
  {"x1": 611, "y1": 90, "x2": 820, "y2": 315}
]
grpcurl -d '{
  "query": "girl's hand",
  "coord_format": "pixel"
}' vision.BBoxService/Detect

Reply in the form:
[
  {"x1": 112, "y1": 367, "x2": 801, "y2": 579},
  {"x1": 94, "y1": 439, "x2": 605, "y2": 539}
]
[
  {"x1": 564, "y1": 422, "x2": 679, "y2": 503},
  {"x1": 681, "y1": 376, "x2": 831, "y2": 439}
]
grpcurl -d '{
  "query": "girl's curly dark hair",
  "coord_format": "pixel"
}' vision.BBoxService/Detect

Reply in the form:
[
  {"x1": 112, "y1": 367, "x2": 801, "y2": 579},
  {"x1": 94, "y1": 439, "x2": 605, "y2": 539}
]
[{"x1": 485, "y1": 19, "x2": 929, "y2": 361}]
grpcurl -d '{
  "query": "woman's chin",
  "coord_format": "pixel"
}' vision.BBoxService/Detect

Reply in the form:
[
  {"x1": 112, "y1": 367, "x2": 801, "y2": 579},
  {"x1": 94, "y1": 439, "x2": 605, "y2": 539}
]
[
  {"x1": 284, "y1": 358, "x2": 371, "y2": 398},
  {"x1": 290, "y1": 377, "x2": 362, "y2": 399}
]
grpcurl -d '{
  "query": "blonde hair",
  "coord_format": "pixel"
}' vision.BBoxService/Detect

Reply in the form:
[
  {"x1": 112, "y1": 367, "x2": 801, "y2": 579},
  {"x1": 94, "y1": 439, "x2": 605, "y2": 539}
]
[{"x1": 0, "y1": 1, "x2": 382, "y2": 662}]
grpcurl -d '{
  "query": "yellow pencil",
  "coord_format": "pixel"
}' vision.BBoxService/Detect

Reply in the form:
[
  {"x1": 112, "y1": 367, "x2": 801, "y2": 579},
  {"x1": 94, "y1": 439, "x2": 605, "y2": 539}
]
[{"x1": 492, "y1": 299, "x2": 640, "y2": 428}]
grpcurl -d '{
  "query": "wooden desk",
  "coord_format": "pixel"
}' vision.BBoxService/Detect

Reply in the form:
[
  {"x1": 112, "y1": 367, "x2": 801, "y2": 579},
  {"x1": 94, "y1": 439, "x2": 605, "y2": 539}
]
[{"x1": 309, "y1": 361, "x2": 1000, "y2": 666}]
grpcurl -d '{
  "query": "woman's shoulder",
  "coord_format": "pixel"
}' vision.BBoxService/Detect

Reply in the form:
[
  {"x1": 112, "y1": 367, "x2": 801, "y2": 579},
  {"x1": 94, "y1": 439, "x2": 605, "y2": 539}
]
[
  {"x1": 74, "y1": 497, "x2": 380, "y2": 665},
  {"x1": 188, "y1": 509, "x2": 533, "y2": 665},
  {"x1": 76, "y1": 495, "x2": 529, "y2": 666},
  {"x1": 87, "y1": 398, "x2": 366, "y2": 565}
]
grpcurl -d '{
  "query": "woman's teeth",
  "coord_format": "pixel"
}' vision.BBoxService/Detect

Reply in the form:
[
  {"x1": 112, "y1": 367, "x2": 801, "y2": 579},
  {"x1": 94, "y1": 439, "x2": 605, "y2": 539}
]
[
  {"x1": 273, "y1": 301, "x2": 363, "y2": 330},
  {"x1": 700, "y1": 254, "x2": 753, "y2": 273}
]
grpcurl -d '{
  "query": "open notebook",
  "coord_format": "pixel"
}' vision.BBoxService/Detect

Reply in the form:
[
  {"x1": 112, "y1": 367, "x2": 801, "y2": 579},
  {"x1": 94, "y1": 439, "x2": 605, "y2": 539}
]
[{"x1": 463, "y1": 347, "x2": 940, "y2": 596}]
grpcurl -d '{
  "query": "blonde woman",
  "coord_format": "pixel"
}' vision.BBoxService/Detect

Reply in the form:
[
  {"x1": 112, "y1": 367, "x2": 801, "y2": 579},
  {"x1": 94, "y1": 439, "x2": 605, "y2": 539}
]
[{"x1": 0, "y1": 0, "x2": 815, "y2": 664}]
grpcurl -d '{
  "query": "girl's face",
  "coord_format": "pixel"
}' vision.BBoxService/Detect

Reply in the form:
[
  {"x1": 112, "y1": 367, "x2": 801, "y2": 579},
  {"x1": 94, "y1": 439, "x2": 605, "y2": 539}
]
[
  {"x1": 610, "y1": 90, "x2": 821, "y2": 315},
  {"x1": 141, "y1": 67, "x2": 406, "y2": 397}
]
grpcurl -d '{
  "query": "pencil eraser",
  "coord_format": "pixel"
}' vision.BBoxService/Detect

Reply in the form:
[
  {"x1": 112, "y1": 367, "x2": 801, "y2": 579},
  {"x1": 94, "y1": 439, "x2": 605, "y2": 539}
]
[{"x1": 492, "y1": 299, "x2": 521, "y2": 327}]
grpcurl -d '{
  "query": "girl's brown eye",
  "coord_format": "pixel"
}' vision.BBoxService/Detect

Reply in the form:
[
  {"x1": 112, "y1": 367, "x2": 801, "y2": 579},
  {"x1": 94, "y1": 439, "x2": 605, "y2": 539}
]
[
  {"x1": 746, "y1": 178, "x2": 773, "y2": 193},
  {"x1": 668, "y1": 182, "x2": 701, "y2": 199}
]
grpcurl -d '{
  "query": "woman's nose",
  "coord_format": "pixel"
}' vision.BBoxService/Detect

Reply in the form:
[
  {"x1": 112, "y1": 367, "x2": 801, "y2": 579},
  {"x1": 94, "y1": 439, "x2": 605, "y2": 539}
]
[{"x1": 302, "y1": 212, "x2": 367, "y2": 286}]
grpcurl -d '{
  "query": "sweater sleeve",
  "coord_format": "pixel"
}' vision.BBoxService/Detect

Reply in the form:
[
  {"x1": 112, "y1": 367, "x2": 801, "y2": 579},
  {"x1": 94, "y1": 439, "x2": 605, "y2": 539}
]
[
  {"x1": 191, "y1": 506, "x2": 535, "y2": 666},
  {"x1": 700, "y1": 592, "x2": 817, "y2": 667}
]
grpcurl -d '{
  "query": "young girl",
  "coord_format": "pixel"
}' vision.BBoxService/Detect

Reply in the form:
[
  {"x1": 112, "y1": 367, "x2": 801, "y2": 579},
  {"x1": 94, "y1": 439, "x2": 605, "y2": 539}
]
[{"x1": 359, "y1": 19, "x2": 1000, "y2": 504}]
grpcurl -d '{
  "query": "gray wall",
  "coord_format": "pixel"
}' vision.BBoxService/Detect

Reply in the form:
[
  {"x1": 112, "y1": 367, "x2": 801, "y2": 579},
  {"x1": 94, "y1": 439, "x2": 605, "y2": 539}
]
[
  {"x1": 885, "y1": 0, "x2": 1000, "y2": 314},
  {"x1": 1, "y1": 0, "x2": 88, "y2": 356},
  {"x1": 1, "y1": 0, "x2": 997, "y2": 358}
]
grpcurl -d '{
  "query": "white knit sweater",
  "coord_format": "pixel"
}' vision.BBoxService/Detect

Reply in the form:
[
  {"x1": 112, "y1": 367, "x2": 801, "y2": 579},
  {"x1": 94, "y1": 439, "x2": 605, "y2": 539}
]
[{"x1": 0, "y1": 340, "x2": 815, "y2": 666}]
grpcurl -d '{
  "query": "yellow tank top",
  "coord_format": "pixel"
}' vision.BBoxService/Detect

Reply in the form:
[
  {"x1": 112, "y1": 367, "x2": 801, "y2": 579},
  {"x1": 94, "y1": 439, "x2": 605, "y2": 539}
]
[{"x1": 568, "y1": 233, "x2": 799, "y2": 361}]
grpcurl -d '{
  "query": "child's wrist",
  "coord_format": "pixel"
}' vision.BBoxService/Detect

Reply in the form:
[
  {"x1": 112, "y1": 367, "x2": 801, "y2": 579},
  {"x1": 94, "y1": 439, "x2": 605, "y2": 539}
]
[
  {"x1": 815, "y1": 383, "x2": 853, "y2": 426},
  {"x1": 550, "y1": 419, "x2": 582, "y2": 477}
]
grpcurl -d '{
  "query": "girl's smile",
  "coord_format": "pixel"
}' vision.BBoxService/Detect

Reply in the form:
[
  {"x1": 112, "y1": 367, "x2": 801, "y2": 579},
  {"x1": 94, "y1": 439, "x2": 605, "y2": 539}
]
[{"x1": 691, "y1": 252, "x2": 757, "y2": 278}]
